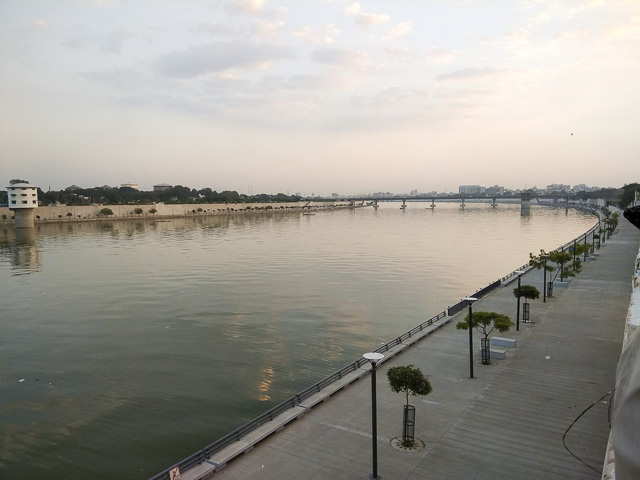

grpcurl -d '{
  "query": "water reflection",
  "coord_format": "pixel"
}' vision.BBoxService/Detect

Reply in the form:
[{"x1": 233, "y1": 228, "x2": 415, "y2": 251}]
[{"x1": 0, "y1": 227, "x2": 41, "y2": 275}]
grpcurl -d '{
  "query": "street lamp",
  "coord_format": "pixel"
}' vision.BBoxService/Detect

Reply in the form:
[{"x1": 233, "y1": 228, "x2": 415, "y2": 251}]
[
  {"x1": 363, "y1": 352, "x2": 384, "y2": 480},
  {"x1": 463, "y1": 297, "x2": 478, "y2": 379},
  {"x1": 541, "y1": 255, "x2": 549, "y2": 303},
  {"x1": 515, "y1": 270, "x2": 525, "y2": 331}
]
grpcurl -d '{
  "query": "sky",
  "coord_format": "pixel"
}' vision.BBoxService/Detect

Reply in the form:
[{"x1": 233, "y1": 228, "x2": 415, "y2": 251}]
[{"x1": 1, "y1": 0, "x2": 639, "y2": 195}]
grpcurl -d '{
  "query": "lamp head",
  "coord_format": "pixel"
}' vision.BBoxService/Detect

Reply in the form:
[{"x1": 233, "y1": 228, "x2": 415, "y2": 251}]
[{"x1": 363, "y1": 352, "x2": 384, "y2": 365}]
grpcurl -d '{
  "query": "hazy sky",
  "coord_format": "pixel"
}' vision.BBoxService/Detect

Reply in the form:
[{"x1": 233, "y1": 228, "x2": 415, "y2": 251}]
[{"x1": 1, "y1": 0, "x2": 639, "y2": 195}]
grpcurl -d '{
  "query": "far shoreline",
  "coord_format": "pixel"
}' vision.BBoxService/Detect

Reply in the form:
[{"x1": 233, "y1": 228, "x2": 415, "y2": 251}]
[{"x1": 0, "y1": 202, "x2": 368, "y2": 226}]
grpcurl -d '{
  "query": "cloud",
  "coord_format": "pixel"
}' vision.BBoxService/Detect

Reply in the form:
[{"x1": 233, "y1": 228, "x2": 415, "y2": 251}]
[
  {"x1": 192, "y1": 22, "x2": 246, "y2": 37},
  {"x1": 344, "y1": 3, "x2": 389, "y2": 27},
  {"x1": 225, "y1": 0, "x2": 265, "y2": 15},
  {"x1": 387, "y1": 22, "x2": 411, "y2": 38},
  {"x1": 157, "y1": 42, "x2": 296, "y2": 78},
  {"x1": 437, "y1": 67, "x2": 510, "y2": 81},
  {"x1": 224, "y1": 0, "x2": 287, "y2": 19},
  {"x1": 103, "y1": 28, "x2": 133, "y2": 54},
  {"x1": 250, "y1": 20, "x2": 285, "y2": 39},
  {"x1": 311, "y1": 47, "x2": 370, "y2": 68},
  {"x1": 383, "y1": 47, "x2": 416, "y2": 63},
  {"x1": 426, "y1": 47, "x2": 459, "y2": 64},
  {"x1": 34, "y1": 20, "x2": 46, "y2": 27},
  {"x1": 293, "y1": 24, "x2": 338, "y2": 45}
]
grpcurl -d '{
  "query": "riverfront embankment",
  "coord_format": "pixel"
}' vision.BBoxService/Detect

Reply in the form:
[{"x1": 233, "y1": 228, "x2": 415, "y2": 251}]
[
  {"x1": 0, "y1": 201, "x2": 360, "y2": 225},
  {"x1": 168, "y1": 216, "x2": 639, "y2": 480}
]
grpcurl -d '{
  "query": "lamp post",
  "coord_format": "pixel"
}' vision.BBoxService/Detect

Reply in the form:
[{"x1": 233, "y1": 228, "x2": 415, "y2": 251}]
[
  {"x1": 463, "y1": 297, "x2": 478, "y2": 379},
  {"x1": 515, "y1": 270, "x2": 524, "y2": 331},
  {"x1": 541, "y1": 255, "x2": 548, "y2": 303},
  {"x1": 363, "y1": 352, "x2": 384, "y2": 480}
]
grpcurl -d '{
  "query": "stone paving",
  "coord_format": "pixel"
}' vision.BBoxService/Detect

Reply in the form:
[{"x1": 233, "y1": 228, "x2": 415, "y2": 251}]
[{"x1": 204, "y1": 219, "x2": 639, "y2": 480}]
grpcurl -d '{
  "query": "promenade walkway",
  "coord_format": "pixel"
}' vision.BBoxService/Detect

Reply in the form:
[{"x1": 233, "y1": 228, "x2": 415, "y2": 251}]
[{"x1": 206, "y1": 219, "x2": 639, "y2": 480}]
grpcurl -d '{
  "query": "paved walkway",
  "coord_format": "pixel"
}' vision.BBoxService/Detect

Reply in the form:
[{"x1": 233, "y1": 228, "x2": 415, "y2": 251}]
[{"x1": 209, "y1": 219, "x2": 639, "y2": 480}]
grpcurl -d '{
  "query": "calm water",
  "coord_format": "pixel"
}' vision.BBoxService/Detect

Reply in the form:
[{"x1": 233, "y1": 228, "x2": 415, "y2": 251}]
[{"x1": 0, "y1": 203, "x2": 596, "y2": 479}]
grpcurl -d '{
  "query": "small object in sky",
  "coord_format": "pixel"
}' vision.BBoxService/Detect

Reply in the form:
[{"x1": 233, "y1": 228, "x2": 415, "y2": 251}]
[
  {"x1": 19, "y1": 379, "x2": 25, "y2": 382},
  {"x1": 571, "y1": 133, "x2": 573, "y2": 135},
  {"x1": 545, "y1": 355, "x2": 551, "y2": 360}
]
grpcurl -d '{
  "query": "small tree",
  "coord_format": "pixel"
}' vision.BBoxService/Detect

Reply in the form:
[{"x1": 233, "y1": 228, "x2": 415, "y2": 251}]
[
  {"x1": 457, "y1": 311, "x2": 513, "y2": 364},
  {"x1": 134, "y1": 207, "x2": 143, "y2": 216},
  {"x1": 149, "y1": 208, "x2": 157, "y2": 215},
  {"x1": 66, "y1": 212, "x2": 73, "y2": 219},
  {"x1": 100, "y1": 207, "x2": 114, "y2": 216},
  {"x1": 514, "y1": 285, "x2": 540, "y2": 321},
  {"x1": 387, "y1": 364, "x2": 432, "y2": 447},
  {"x1": 513, "y1": 285, "x2": 540, "y2": 301},
  {"x1": 1, "y1": 214, "x2": 7, "y2": 222}
]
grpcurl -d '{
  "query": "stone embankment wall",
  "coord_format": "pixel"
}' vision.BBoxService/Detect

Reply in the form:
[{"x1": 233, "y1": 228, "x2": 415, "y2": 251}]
[{"x1": 0, "y1": 201, "x2": 352, "y2": 223}]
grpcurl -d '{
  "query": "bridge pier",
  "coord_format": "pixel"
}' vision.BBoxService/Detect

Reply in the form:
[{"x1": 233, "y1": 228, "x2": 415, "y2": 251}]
[
  {"x1": 430, "y1": 199, "x2": 436, "y2": 209},
  {"x1": 400, "y1": 199, "x2": 406, "y2": 209},
  {"x1": 491, "y1": 197, "x2": 497, "y2": 208},
  {"x1": 373, "y1": 201, "x2": 378, "y2": 209},
  {"x1": 521, "y1": 193, "x2": 531, "y2": 216},
  {"x1": 460, "y1": 198, "x2": 465, "y2": 209}
]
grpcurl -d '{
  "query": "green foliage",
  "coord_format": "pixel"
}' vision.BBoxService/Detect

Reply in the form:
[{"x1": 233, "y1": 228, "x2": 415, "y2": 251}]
[
  {"x1": 35, "y1": 184, "x2": 302, "y2": 206},
  {"x1": 9, "y1": 179, "x2": 29, "y2": 185},
  {"x1": 387, "y1": 364, "x2": 432, "y2": 408},
  {"x1": 619, "y1": 183, "x2": 640, "y2": 209},
  {"x1": 529, "y1": 250, "x2": 555, "y2": 272},
  {"x1": 149, "y1": 208, "x2": 157, "y2": 215},
  {"x1": 66, "y1": 212, "x2": 72, "y2": 218},
  {"x1": 456, "y1": 311, "x2": 514, "y2": 339},
  {"x1": 134, "y1": 208, "x2": 143, "y2": 215},
  {"x1": 100, "y1": 207, "x2": 114, "y2": 216},
  {"x1": 513, "y1": 284, "x2": 540, "y2": 300}
]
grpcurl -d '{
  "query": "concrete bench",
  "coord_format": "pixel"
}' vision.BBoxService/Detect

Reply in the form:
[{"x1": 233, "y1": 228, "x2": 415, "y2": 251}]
[
  {"x1": 479, "y1": 347, "x2": 506, "y2": 360},
  {"x1": 491, "y1": 337, "x2": 516, "y2": 348}
]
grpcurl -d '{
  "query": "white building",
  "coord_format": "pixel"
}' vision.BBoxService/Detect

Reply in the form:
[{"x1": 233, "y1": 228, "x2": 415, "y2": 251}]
[
  {"x1": 546, "y1": 184, "x2": 571, "y2": 193},
  {"x1": 121, "y1": 183, "x2": 139, "y2": 190},
  {"x1": 459, "y1": 185, "x2": 485, "y2": 195},
  {"x1": 7, "y1": 182, "x2": 38, "y2": 227}
]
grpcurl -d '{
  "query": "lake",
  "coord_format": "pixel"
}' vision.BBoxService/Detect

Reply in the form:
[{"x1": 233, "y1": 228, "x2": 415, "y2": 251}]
[{"x1": 0, "y1": 202, "x2": 596, "y2": 479}]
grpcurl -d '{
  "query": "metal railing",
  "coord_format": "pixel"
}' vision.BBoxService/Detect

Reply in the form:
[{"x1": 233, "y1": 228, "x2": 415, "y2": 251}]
[{"x1": 150, "y1": 212, "x2": 603, "y2": 480}]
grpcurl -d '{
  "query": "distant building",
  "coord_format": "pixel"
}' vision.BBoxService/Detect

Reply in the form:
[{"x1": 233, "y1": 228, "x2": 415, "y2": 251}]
[
  {"x1": 121, "y1": 183, "x2": 139, "y2": 190},
  {"x1": 7, "y1": 182, "x2": 38, "y2": 228},
  {"x1": 485, "y1": 185, "x2": 505, "y2": 195},
  {"x1": 546, "y1": 183, "x2": 571, "y2": 193},
  {"x1": 65, "y1": 185, "x2": 83, "y2": 191},
  {"x1": 153, "y1": 183, "x2": 172, "y2": 192},
  {"x1": 331, "y1": 193, "x2": 339, "y2": 198},
  {"x1": 7, "y1": 182, "x2": 38, "y2": 209},
  {"x1": 459, "y1": 185, "x2": 485, "y2": 195}
]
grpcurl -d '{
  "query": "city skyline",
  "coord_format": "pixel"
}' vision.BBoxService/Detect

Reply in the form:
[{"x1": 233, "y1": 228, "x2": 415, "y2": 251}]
[{"x1": 2, "y1": 0, "x2": 639, "y2": 195}]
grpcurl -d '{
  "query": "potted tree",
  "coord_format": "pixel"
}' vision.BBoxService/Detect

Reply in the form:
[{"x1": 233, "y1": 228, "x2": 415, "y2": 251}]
[
  {"x1": 456, "y1": 311, "x2": 513, "y2": 365},
  {"x1": 387, "y1": 364, "x2": 432, "y2": 447},
  {"x1": 513, "y1": 285, "x2": 540, "y2": 322}
]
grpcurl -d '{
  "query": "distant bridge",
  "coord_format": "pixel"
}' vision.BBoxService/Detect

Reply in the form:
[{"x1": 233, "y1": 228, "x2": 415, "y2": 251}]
[{"x1": 318, "y1": 193, "x2": 579, "y2": 213}]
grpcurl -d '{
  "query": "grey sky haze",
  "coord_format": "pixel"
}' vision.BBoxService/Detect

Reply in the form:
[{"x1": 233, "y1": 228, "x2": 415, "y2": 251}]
[{"x1": 1, "y1": 0, "x2": 639, "y2": 194}]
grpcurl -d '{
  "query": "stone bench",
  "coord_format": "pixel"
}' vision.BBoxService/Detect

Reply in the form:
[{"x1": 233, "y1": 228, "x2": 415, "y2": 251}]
[
  {"x1": 479, "y1": 347, "x2": 506, "y2": 360},
  {"x1": 491, "y1": 337, "x2": 516, "y2": 348}
]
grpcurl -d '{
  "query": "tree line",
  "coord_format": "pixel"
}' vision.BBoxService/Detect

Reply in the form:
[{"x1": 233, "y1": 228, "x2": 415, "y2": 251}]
[{"x1": 0, "y1": 182, "x2": 302, "y2": 206}]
